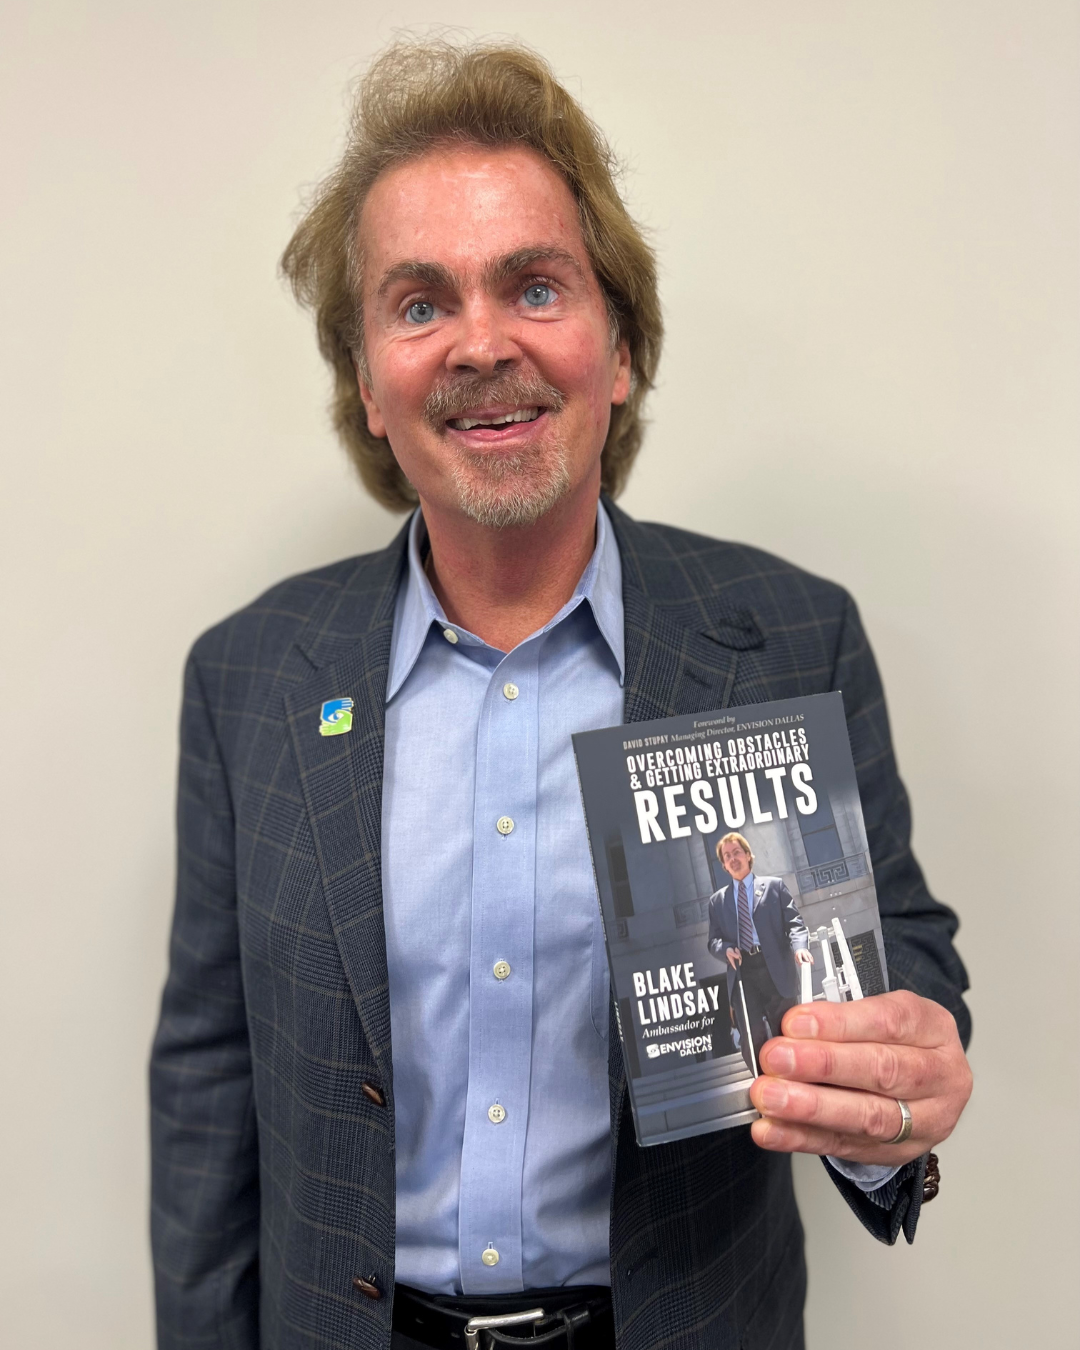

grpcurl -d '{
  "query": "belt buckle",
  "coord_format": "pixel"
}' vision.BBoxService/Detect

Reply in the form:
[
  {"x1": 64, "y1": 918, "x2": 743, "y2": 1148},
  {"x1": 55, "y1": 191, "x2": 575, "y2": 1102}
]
[{"x1": 464, "y1": 1307, "x2": 545, "y2": 1350}]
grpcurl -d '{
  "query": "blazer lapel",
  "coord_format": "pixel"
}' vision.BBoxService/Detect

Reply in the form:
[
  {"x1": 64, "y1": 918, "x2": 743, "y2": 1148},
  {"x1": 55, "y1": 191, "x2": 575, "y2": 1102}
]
[
  {"x1": 622, "y1": 585, "x2": 741, "y2": 721},
  {"x1": 607, "y1": 498, "x2": 773, "y2": 720},
  {"x1": 724, "y1": 886, "x2": 739, "y2": 940},
  {"x1": 284, "y1": 528, "x2": 407, "y2": 1083},
  {"x1": 605, "y1": 504, "x2": 774, "y2": 1121}
]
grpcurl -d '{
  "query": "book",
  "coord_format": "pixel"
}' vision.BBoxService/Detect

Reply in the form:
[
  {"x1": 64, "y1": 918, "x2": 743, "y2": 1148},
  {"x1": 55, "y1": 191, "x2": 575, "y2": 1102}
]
[{"x1": 572, "y1": 691, "x2": 889, "y2": 1147}]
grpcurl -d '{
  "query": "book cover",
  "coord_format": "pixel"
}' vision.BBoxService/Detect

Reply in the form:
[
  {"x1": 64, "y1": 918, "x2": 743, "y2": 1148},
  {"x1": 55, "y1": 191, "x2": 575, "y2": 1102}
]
[{"x1": 572, "y1": 691, "x2": 888, "y2": 1147}]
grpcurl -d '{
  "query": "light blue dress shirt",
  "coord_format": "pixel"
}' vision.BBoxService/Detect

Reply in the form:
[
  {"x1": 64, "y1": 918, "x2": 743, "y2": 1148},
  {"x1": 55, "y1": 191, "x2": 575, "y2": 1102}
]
[
  {"x1": 382, "y1": 502, "x2": 623, "y2": 1295},
  {"x1": 382, "y1": 502, "x2": 895, "y2": 1296}
]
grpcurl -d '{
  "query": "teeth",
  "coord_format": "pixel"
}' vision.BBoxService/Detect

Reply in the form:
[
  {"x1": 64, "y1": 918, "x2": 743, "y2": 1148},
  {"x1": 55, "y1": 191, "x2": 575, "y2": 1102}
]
[{"x1": 450, "y1": 407, "x2": 540, "y2": 430}]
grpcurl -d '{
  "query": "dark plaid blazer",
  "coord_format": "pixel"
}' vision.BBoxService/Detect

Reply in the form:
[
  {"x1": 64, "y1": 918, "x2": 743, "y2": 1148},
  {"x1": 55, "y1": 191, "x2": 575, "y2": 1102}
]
[{"x1": 150, "y1": 499, "x2": 970, "y2": 1350}]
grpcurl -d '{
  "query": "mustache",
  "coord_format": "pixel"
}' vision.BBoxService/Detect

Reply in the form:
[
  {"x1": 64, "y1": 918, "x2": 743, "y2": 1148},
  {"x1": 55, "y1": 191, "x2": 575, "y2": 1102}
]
[{"x1": 423, "y1": 371, "x2": 566, "y2": 431}]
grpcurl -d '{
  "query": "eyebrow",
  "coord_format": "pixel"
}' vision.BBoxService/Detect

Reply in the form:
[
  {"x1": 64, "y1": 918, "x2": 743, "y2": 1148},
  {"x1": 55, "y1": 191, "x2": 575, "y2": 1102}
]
[
  {"x1": 483, "y1": 246, "x2": 586, "y2": 287},
  {"x1": 374, "y1": 246, "x2": 587, "y2": 303},
  {"x1": 375, "y1": 260, "x2": 455, "y2": 302}
]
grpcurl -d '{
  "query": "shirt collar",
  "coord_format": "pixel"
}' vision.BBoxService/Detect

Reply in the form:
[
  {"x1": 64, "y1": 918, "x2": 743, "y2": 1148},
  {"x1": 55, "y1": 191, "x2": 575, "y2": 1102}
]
[{"x1": 386, "y1": 499, "x2": 625, "y2": 703}]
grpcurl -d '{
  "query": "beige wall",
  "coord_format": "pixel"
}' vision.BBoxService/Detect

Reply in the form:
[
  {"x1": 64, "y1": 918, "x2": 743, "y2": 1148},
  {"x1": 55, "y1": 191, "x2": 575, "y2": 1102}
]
[{"x1": 2, "y1": 3, "x2": 1076, "y2": 1346}]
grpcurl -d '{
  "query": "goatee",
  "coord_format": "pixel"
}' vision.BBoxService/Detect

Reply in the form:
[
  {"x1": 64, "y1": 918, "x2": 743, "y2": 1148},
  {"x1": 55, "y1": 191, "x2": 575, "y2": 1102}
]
[{"x1": 424, "y1": 372, "x2": 570, "y2": 529}]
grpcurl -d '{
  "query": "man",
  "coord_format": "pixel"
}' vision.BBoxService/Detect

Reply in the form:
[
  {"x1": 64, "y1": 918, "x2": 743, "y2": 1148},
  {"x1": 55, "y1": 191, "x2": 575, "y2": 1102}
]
[
  {"x1": 707, "y1": 833, "x2": 812, "y2": 1076},
  {"x1": 150, "y1": 39, "x2": 973, "y2": 1350}
]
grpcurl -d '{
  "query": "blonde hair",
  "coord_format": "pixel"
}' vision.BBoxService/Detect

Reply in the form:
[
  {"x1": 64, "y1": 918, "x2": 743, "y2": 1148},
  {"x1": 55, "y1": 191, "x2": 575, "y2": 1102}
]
[
  {"x1": 716, "y1": 832, "x2": 754, "y2": 866},
  {"x1": 280, "y1": 38, "x2": 663, "y2": 512}
]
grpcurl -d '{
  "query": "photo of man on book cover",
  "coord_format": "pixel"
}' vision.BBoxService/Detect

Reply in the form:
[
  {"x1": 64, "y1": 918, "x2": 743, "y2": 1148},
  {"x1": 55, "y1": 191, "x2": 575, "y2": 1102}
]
[{"x1": 707, "y1": 832, "x2": 813, "y2": 1076}]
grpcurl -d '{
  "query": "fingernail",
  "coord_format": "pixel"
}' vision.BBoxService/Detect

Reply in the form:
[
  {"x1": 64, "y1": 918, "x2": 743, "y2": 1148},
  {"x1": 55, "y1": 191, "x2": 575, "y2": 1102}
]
[
  {"x1": 758, "y1": 1079, "x2": 788, "y2": 1112},
  {"x1": 764, "y1": 1044, "x2": 795, "y2": 1074},
  {"x1": 753, "y1": 1118, "x2": 786, "y2": 1150},
  {"x1": 786, "y1": 1013, "x2": 818, "y2": 1038}
]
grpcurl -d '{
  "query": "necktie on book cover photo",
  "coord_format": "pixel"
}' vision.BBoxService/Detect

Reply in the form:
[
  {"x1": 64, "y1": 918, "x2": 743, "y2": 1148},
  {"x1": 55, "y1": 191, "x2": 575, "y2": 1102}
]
[{"x1": 737, "y1": 880, "x2": 754, "y2": 950}]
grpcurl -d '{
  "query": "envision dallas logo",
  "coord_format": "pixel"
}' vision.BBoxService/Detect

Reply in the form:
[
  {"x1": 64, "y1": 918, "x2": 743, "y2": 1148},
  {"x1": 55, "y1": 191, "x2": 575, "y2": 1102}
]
[{"x1": 646, "y1": 1034, "x2": 712, "y2": 1059}]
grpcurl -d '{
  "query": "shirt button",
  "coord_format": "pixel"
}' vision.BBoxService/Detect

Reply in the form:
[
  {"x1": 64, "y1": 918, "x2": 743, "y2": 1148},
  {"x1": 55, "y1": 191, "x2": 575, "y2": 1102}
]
[
  {"x1": 481, "y1": 1247, "x2": 500, "y2": 1267},
  {"x1": 502, "y1": 682, "x2": 519, "y2": 701},
  {"x1": 493, "y1": 960, "x2": 511, "y2": 981},
  {"x1": 487, "y1": 1103, "x2": 506, "y2": 1125},
  {"x1": 496, "y1": 816, "x2": 514, "y2": 835},
  {"x1": 443, "y1": 628, "x2": 459, "y2": 644}
]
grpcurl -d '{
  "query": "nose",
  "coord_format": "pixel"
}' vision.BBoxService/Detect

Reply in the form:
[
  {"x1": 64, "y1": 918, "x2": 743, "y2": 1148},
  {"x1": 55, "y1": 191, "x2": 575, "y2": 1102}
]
[{"x1": 445, "y1": 295, "x2": 521, "y2": 377}]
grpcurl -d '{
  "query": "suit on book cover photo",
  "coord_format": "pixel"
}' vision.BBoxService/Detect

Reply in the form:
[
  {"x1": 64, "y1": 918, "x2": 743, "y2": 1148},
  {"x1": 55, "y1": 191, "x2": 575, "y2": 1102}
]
[{"x1": 706, "y1": 832, "x2": 811, "y2": 1076}]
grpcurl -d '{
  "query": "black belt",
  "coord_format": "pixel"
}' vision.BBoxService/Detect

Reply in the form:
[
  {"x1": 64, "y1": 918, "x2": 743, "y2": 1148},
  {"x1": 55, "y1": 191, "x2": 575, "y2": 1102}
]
[
  {"x1": 393, "y1": 1283, "x2": 614, "y2": 1350},
  {"x1": 742, "y1": 945, "x2": 762, "y2": 957}
]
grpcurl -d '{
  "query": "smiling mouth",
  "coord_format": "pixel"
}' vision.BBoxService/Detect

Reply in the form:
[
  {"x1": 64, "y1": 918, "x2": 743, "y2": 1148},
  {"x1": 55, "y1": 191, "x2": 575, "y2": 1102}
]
[{"x1": 447, "y1": 407, "x2": 543, "y2": 431}]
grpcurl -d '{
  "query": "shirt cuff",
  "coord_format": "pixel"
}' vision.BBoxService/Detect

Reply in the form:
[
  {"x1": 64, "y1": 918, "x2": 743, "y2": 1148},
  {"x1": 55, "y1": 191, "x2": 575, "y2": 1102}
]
[{"x1": 825, "y1": 1156, "x2": 901, "y2": 1193}]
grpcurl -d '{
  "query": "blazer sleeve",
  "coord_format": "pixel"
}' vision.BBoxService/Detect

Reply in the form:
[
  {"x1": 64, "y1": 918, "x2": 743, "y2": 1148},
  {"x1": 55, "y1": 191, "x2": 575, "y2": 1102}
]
[
  {"x1": 706, "y1": 891, "x2": 733, "y2": 958},
  {"x1": 149, "y1": 646, "x2": 259, "y2": 1347},
  {"x1": 825, "y1": 593, "x2": 971, "y2": 1245}
]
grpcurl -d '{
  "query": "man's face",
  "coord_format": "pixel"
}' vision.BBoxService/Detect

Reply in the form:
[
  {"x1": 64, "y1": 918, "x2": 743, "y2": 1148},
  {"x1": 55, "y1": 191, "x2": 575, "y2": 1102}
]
[
  {"x1": 721, "y1": 841, "x2": 752, "y2": 882},
  {"x1": 356, "y1": 143, "x2": 631, "y2": 528}
]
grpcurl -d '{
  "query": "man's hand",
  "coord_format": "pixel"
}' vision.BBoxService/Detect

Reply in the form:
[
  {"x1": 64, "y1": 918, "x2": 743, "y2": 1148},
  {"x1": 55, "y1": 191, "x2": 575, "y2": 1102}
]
[
  {"x1": 747, "y1": 990, "x2": 972, "y2": 1164},
  {"x1": 794, "y1": 949, "x2": 813, "y2": 966},
  {"x1": 725, "y1": 948, "x2": 742, "y2": 969}
]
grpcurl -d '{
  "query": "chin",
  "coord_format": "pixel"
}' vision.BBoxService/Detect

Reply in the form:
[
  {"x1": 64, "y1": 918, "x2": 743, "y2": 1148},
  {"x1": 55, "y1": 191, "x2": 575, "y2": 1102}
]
[{"x1": 450, "y1": 442, "x2": 573, "y2": 529}]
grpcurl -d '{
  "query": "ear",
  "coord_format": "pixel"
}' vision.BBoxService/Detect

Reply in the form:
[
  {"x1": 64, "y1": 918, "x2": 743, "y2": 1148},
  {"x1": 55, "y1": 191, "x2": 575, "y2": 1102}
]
[
  {"x1": 355, "y1": 357, "x2": 388, "y2": 439},
  {"x1": 611, "y1": 339, "x2": 632, "y2": 407}
]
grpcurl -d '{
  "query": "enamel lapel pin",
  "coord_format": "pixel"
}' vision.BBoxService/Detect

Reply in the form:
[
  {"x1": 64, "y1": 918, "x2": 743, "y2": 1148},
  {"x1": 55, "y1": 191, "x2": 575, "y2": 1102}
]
[{"x1": 319, "y1": 697, "x2": 354, "y2": 737}]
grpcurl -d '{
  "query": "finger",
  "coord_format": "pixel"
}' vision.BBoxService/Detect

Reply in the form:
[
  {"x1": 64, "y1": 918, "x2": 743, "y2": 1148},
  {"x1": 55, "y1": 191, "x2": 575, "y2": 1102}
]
[
  {"x1": 780, "y1": 989, "x2": 957, "y2": 1049},
  {"x1": 749, "y1": 1115, "x2": 926, "y2": 1165},
  {"x1": 758, "y1": 1036, "x2": 948, "y2": 1100},
  {"x1": 749, "y1": 1075, "x2": 949, "y2": 1146}
]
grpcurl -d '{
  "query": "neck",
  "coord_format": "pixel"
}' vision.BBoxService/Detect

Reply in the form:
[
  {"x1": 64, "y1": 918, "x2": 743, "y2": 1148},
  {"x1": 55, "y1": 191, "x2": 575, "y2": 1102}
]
[{"x1": 419, "y1": 477, "x2": 601, "y2": 652}]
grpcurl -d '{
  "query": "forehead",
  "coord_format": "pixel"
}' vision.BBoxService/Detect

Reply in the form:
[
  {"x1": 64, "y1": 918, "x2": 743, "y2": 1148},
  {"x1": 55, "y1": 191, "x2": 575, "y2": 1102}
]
[
  {"x1": 358, "y1": 143, "x2": 589, "y2": 286},
  {"x1": 723, "y1": 841, "x2": 747, "y2": 853}
]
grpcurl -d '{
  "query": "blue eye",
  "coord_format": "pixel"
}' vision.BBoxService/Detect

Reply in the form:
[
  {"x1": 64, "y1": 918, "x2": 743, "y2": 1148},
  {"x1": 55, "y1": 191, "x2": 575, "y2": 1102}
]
[
  {"x1": 406, "y1": 301, "x2": 436, "y2": 324},
  {"x1": 523, "y1": 284, "x2": 553, "y2": 307}
]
